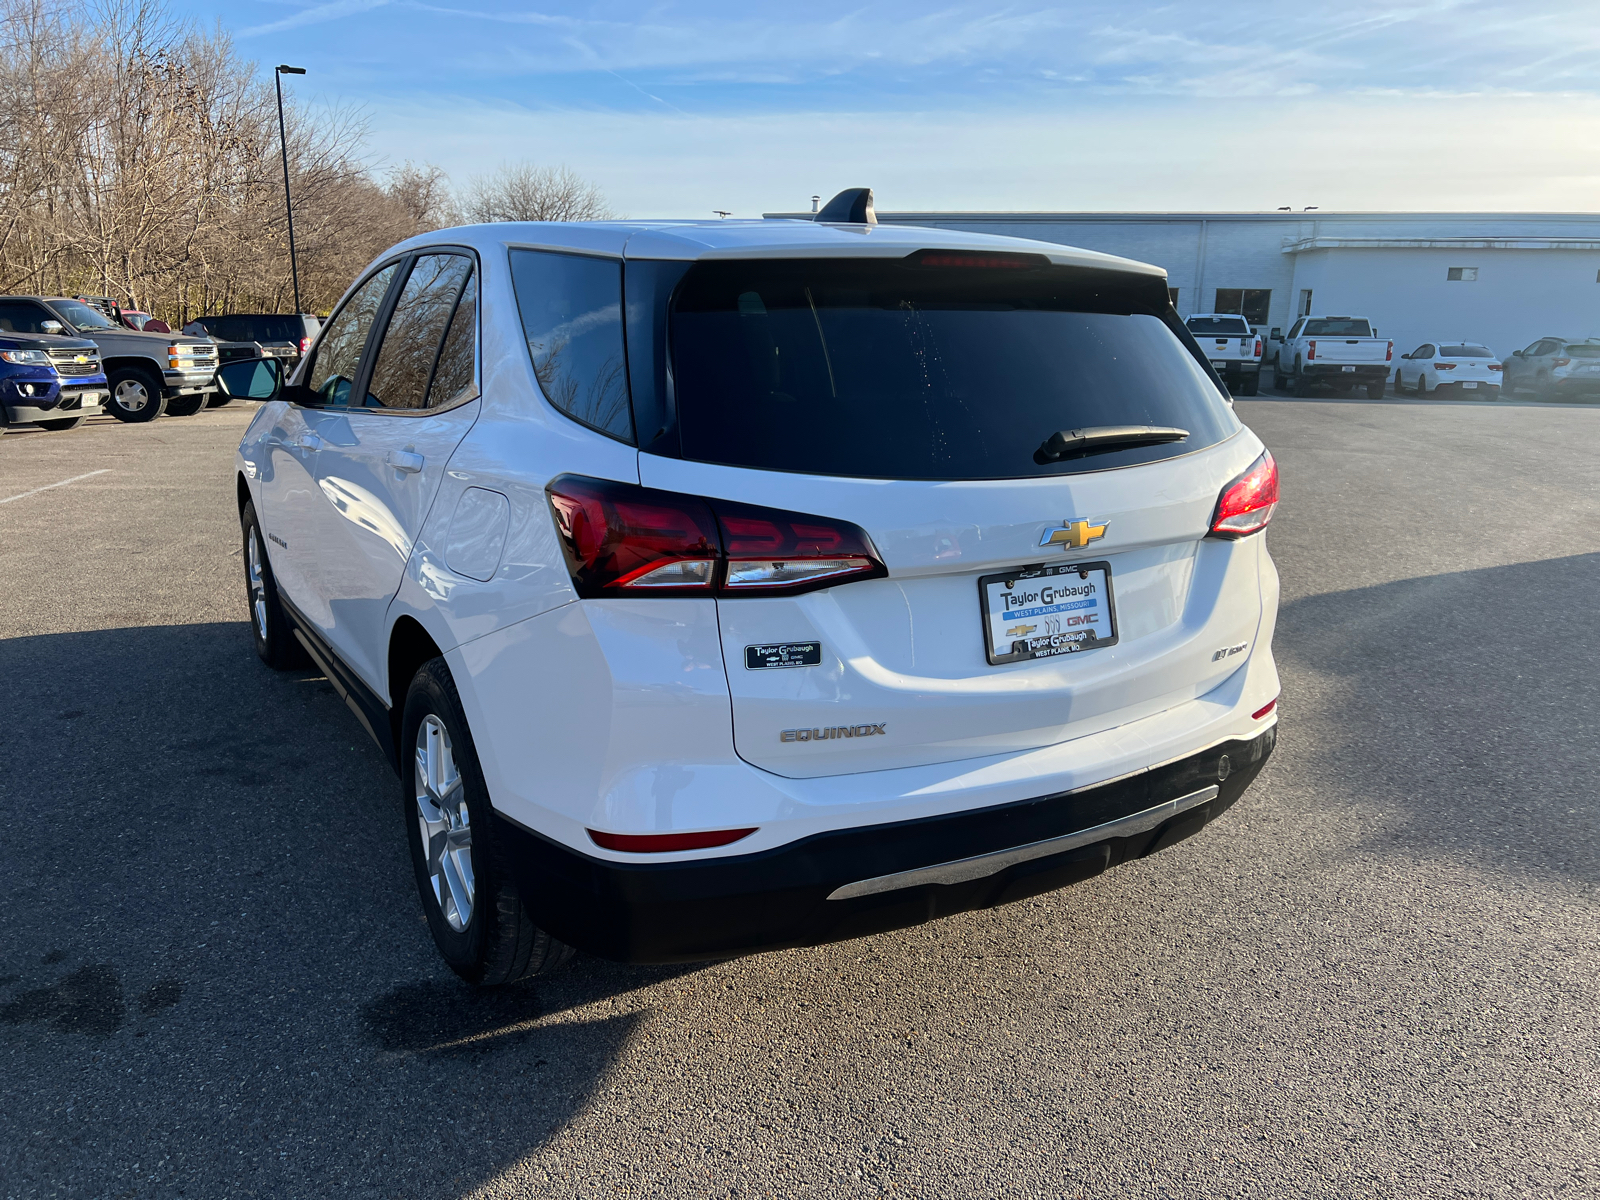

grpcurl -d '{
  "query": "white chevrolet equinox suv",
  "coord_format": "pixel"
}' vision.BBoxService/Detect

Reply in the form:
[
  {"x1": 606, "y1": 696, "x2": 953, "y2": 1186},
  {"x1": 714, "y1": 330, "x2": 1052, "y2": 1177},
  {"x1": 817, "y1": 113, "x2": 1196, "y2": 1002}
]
[{"x1": 230, "y1": 190, "x2": 1281, "y2": 985}]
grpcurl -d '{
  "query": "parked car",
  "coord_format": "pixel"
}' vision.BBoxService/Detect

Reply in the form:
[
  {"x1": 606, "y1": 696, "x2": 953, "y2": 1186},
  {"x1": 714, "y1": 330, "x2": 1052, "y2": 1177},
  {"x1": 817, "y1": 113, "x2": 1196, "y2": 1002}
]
[
  {"x1": 119, "y1": 310, "x2": 172, "y2": 333},
  {"x1": 1393, "y1": 341, "x2": 1502, "y2": 397},
  {"x1": 0, "y1": 333, "x2": 107, "y2": 431},
  {"x1": 1185, "y1": 313, "x2": 1262, "y2": 396},
  {"x1": 0, "y1": 296, "x2": 218, "y2": 420},
  {"x1": 1268, "y1": 315, "x2": 1392, "y2": 398},
  {"x1": 230, "y1": 199, "x2": 1281, "y2": 985},
  {"x1": 1502, "y1": 336, "x2": 1600, "y2": 401},
  {"x1": 184, "y1": 313, "x2": 320, "y2": 371}
]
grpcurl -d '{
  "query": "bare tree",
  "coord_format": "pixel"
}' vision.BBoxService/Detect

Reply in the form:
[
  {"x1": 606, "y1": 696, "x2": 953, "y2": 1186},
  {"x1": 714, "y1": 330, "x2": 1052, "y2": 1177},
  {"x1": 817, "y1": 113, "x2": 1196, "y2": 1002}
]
[
  {"x1": 386, "y1": 161, "x2": 459, "y2": 234},
  {"x1": 461, "y1": 162, "x2": 615, "y2": 223}
]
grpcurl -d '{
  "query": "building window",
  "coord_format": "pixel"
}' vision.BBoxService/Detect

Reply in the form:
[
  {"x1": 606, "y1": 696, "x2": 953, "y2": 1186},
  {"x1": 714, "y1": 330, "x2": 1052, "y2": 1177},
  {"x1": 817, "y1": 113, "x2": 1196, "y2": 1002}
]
[
  {"x1": 1298, "y1": 289, "x2": 1313, "y2": 316},
  {"x1": 1447, "y1": 267, "x2": 1478, "y2": 281},
  {"x1": 1215, "y1": 288, "x2": 1272, "y2": 326},
  {"x1": 1168, "y1": 288, "x2": 1179, "y2": 308}
]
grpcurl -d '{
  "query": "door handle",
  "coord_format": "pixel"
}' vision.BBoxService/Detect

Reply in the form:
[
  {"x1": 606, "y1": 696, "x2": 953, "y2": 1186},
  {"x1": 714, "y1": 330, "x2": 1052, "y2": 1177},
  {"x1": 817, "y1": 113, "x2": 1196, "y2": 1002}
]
[
  {"x1": 387, "y1": 449, "x2": 425, "y2": 474},
  {"x1": 292, "y1": 432, "x2": 323, "y2": 451}
]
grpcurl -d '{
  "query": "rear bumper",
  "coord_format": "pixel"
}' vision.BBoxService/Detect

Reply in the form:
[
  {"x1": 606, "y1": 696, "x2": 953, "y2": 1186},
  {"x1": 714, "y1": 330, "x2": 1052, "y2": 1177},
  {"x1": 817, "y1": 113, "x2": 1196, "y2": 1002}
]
[
  {"x1": 498, "y1": 724, "x2": 1275, "y2": 963},
  {"x1": 1305, "y1": 363, "x2": 1388, "y2": 379},
  {"x1": 1549, "y1": 376, "x2": 1600, "y2": 397}
]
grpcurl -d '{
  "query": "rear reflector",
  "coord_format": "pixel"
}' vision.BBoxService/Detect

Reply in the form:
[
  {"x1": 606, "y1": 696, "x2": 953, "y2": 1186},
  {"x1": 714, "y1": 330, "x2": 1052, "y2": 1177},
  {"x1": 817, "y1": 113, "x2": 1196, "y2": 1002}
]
[
  {"x1": 547, "y1": 475, "x2": 887, "y2": 598},
  {"x1": 1209, "y1": 450, "x2": 1279, "y2": 538},
  {"x1": 1252, "y1": 698, "x2": 1278, "y2": 720},
  {"x1": 588, "y1": 827, "x2": 757, "y2": 853}
]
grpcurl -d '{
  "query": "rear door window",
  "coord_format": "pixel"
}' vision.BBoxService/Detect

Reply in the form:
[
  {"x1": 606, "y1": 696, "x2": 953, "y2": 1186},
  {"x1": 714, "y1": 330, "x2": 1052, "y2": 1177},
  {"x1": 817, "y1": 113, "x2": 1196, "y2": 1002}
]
[
  {"x1": 667, "y1": 257, "x2": 1236, "y2": 480},
  {"x1": 363, "y1": 254, "x2": 475, "y2": 410},
  {"x1": 509, "y1": 250, "x2": 631, "y2": 442}
]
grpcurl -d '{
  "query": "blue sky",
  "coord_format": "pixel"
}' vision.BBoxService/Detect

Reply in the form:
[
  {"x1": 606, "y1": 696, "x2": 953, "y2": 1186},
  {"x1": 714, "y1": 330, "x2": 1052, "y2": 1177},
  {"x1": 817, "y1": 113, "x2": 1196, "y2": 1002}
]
[{"x1": 170, "y1": 0, "x2": 1600, "y2": 217}]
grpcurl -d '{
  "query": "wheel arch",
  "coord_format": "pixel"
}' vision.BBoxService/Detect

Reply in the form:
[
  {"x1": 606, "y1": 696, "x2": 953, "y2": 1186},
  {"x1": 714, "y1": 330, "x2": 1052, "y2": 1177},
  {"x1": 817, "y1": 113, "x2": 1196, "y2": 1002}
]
[
  {"x1": 101, "y1": 356, "x2": 163, "y2": 383},
  {"x1": 389, "y1": 615, "x2": 447, "y2": 762},
  {"x1": 236, "y1": 472, "x2": 252, "y2": 517}
]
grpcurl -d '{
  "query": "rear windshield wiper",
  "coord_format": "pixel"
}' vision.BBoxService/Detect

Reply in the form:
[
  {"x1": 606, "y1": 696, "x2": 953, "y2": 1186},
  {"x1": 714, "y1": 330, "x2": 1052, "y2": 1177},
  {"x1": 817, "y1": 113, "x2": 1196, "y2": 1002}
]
[{"x1": 1034, "y1": 425, "x2": 1189, "y2": 464}]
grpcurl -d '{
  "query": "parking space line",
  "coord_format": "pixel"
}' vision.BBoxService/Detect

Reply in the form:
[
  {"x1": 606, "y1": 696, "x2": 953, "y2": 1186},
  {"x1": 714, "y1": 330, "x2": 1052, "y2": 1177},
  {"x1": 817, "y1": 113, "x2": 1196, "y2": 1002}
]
[{"x1": 0, "y1": 469, "x2": 111, "y2": 506}]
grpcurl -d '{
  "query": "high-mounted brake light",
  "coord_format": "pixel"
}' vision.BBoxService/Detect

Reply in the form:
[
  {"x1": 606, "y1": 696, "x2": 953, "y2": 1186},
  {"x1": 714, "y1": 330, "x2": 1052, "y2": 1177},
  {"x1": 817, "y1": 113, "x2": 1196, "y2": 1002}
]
[
  {"x1": 1307, "y1": 340, "x2": 1316, "y2": 361},
  {"x1": 1208, "y1": 451, "x2": 1278, "y2": 538},
  {"x1": 588, "y1": 827, "x2": 758, "y2": 853},
  {"x1": 909, "y1": 249, "x2": 1049, "y2": 270},
  {"x1": 546, "y1": 476, "x2": 887, "y2": 598}
]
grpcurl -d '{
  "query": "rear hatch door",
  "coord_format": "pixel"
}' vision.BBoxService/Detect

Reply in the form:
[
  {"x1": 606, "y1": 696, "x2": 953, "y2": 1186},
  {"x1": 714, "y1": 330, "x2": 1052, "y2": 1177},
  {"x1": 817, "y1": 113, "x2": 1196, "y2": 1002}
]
[{"x1": 643, "y1": 253, "x2": 1264, "y2": 779}]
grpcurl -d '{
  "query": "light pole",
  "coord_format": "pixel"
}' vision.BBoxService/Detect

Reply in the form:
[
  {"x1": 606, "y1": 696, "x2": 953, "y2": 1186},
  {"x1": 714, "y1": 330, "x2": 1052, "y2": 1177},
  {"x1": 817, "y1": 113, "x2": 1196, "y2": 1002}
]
[{"x1": 275, "y1": 65, "x2": 306, "y2": 315}]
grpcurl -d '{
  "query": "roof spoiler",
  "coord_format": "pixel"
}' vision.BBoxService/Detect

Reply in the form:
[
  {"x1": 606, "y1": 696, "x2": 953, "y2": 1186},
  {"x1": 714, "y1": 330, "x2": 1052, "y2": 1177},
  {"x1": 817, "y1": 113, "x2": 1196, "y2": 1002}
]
[{"x1": 815, "y1": 188, "x2": 876, "y2": 225}]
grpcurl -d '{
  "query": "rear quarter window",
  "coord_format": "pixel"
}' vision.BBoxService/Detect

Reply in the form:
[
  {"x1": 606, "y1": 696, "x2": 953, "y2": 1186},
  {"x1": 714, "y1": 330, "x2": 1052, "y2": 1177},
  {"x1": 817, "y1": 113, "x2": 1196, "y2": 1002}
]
[{"x1": 666, "y1": 257, "x2": 1237, "y2": 480}]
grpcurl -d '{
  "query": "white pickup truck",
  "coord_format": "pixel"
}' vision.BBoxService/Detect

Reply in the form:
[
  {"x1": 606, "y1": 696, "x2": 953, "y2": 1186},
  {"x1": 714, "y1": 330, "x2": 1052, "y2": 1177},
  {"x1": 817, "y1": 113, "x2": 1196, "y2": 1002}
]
[
  {"x1": 1185, "y1": 313, "x2": 1262, "y2": 396},
  {"x1": 1267, "y1": 315, "x2": 1393, "y2": 399}
]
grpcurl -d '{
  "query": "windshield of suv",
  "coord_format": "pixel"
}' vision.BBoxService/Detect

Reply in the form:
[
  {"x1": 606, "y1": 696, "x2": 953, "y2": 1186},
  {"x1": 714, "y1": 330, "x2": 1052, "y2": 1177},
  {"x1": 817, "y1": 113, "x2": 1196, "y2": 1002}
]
[
  {"x1": 1440, "y1": 345, "x2": 1492, "y2": 358},
  {"x1": 1564, "y1": 343, "x2": 1600, "y2": 357},
  {"x1": 1302, "y1": 318, "x2": 1373, "y2": 337},
  {"x1": 1186, "y1": 316, "x2": 1251, "y2": 336},
  {"x1": 668, "y1": 257, "x2": 1237, "y2": 480},
  {"x1": 51, "y1": 298, "x2": 117, "y2": 330},
  {"x1": 199, "y1": 315, "x2": 304, "y2": 343}
]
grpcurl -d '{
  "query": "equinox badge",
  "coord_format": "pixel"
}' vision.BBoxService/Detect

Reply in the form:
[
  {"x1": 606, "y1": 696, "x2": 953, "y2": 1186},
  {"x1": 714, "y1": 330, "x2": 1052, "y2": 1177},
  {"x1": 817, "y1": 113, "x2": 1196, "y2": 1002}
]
[{"x1": 1040, "y1": 518, "x2": 1108, "y2": 551}]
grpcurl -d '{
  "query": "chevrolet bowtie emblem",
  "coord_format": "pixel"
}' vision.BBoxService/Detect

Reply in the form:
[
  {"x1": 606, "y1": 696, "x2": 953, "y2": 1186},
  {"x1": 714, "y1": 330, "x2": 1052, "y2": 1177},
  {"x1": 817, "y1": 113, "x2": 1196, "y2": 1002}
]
[
  {"x1": 1040, "y1": 518, "x2": 1108, "y2": 551},
  {"x1": 75, "y1": 355, "x2": 88, "y2": 363}
]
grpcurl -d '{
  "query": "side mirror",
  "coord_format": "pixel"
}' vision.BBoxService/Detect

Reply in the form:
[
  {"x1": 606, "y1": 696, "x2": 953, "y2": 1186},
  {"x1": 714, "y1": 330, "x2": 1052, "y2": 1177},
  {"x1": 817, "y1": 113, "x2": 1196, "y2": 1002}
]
[
  {"x1": 216, "y1": 355, "x2": 284, "y2": 400},
  {"x1": 41, "y1": 319, "x2": 64, "y2": 334},
  {"x1": 1269, "y1": 327, "x2": 1282, "y2": 340},
  {"x1": 1511, "y1": 350, "x2": 1522, "y2": 357}
]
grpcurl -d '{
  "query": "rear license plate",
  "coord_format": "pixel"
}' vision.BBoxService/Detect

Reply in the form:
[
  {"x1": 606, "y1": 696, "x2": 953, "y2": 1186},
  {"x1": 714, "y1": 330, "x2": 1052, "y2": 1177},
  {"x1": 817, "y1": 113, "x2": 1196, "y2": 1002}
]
[
  {"x1": 1341, "y1": 365, "x2": 1356, "y2": 373},
  {"x1": 1210, "y1": 360, "x2": 1225, "y2": 369},
  {"x1": 979, "y1": 561, "x2": 1118, "y2": 665},
  {"x1": 1463, "y1": 381, "x2": 1478, "y2": 389}
]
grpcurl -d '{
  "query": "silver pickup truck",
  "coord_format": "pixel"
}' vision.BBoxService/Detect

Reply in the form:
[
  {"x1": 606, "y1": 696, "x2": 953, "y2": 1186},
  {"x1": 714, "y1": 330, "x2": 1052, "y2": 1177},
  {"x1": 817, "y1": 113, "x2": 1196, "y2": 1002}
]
[{"x1": 0, "y1": 295, "x2": 219, "y2": 421}]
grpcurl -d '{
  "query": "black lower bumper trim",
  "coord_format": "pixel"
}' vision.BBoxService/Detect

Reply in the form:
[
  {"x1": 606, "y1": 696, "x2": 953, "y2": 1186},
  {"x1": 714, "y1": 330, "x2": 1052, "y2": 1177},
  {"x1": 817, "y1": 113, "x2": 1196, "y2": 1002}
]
[{"x1": 497, "y1": 726, "x2": 1277, "y2": 963}]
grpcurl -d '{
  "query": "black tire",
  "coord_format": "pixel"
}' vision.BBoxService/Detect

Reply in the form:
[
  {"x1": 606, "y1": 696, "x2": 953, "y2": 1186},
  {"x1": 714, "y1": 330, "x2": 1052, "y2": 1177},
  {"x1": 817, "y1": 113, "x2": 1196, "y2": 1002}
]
[
  {"x1": 1417, "y1": 373, "x2": 1429, "y2": 397},
  {"x1": 106, "y1": 366, "x2": 167, "y2": 423},
  {"x1": 206, "y1": 391, "x2": 233, "y2": 408},
  {"x1": 402, "y1": 658, "x2": 574, "y2": 987},
  {"x1": 1365, "y1": 379, "x2": 1385, "y2": 400},
  {"x1": 241, "y1": 500, "x2": 309, "y2": 670},
  {"x1": 35, "y1": 414, "x2": 87, "y2": 431},
  {"x1": 165, "y1": 392, "x2": 207, "y2": 417},
  {"x1": 1291, "y1": 359, "x2": 1312, "y2": 398},
  {"x1": 1238, "y1": 372, "x2": 1259, "y2": 397}
]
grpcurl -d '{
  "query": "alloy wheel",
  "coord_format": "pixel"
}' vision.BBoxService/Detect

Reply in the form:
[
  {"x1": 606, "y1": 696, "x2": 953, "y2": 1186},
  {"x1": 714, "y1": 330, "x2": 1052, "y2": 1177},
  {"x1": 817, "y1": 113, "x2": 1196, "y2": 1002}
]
[
  {"x1": 114, "y1": 377, "x2": 150, "y2": 412},
  {"x1": 415, "y1": 714, "x2": 474, "y2": 932},
  {"x1": 247, "y1": 526, "x2": 268, "y2": 642}
]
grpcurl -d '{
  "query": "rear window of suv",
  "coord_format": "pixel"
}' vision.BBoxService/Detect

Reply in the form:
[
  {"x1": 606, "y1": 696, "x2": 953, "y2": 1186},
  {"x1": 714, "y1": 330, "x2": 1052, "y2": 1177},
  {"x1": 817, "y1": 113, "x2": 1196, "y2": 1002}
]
[
  {"x1": 1302, "y1": 318, "x2": 1373, "y2": 336},
  {"x1": 668, "y1": 257, "x2": 1237, "y2": 480},
  {"x1": 1564, "y1": 344, "x2": 1600, "y2": 357},
  {"x1": 197, "y1": 315, "x2": 307, "y2": 343}
]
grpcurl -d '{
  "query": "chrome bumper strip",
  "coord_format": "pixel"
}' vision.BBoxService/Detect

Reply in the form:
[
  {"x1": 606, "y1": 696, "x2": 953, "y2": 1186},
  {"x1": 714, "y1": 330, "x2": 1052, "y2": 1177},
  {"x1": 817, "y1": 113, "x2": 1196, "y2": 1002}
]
[{"x1": 825, "y1": 785, "x2": 1220, "y2": 901}]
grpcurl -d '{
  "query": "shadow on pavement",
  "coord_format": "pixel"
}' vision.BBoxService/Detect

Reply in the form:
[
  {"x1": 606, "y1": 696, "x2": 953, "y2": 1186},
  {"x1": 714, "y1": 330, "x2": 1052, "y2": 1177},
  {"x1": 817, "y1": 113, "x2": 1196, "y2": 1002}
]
[
  {"x1": 1275, "y1": 552, "x2": 1600, "y2": 883},
  {"x1": 0, "y1": 620, "x2": 703, "y2": 1198}
]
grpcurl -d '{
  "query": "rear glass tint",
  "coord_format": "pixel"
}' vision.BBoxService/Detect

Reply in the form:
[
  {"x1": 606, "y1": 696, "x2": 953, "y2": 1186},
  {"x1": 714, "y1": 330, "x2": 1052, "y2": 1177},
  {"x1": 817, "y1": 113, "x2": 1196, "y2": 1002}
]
[
  {"x1": 1187, "y1": 316, "x2": 1251, "y2": 336},
  {"x1": 669, "y1": 258, "x2": 1236, "y2": 480},
  {"x1": 1564, "y1": 344, "x2": 1600, "y2": 358},
  {"x1": 1440, "y1": 345, "x2": 1492, "y2": 358},
  {"x1": 200, "y1": 315, "x2": 304, "y2": 343},
  {"x1": 1302, "y1": 318, "x2": 1373, "y2": 336}
]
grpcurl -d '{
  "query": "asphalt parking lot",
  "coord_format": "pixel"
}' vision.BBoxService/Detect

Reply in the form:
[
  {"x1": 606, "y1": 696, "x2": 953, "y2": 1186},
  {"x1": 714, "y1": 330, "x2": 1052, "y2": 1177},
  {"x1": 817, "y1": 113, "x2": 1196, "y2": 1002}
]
[{"x1": 2, "y1": 391, "x2": 1597, "y2": 1200}]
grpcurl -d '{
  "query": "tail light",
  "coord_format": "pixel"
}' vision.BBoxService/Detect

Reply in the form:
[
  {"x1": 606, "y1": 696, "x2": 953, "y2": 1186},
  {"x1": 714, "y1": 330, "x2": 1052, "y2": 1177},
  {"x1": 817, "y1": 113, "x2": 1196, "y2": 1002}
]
[
  {"x1": 1209, "y1": 451, "x2": 1278, "y2": 538},
  {"x1": 1488, "y1": 362, "x2": 1503, "y2": 372},
  {"x1": 1434, "y1": 362, "x2": 1456, "y2": 370},
  {"x1": 1253, "y1": 337, "x2": 1262, "y2": 357},
  {"x1": 1553, "y1": 357, "x2": 1570, "y2": 368},
  {"x1": 1386, "y1": 341, "x2": 1394, "y2": 362},
  {"x1": 1306, "y1": 341, "x2": 1315, "y2": 361},
  {"x1": 546, "y1": 475, "x2": 887, "y2": 598},
  {"x1": 299, "y1": 337, "x2": 311, "y2": 353}
]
